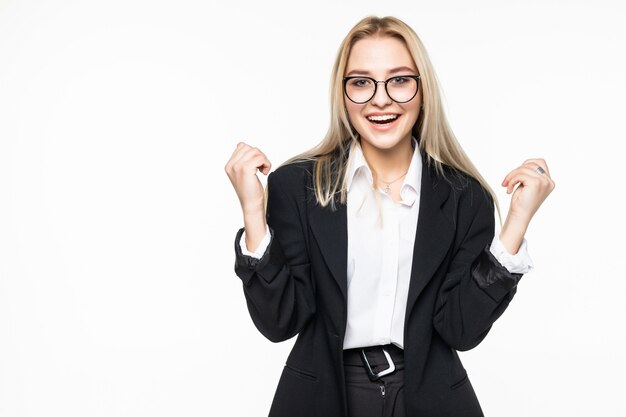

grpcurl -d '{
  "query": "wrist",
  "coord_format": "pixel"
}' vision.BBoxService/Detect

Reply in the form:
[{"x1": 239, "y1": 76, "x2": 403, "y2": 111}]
[
  {"x1": 242, "y1": 201, "x2": 265, "y2": 217},
  {"x1": 499, "y1": 216, "x2": 528, "y2": 255},
  {"x1": 506, "y1": 209, "x2": 532, "y2": 227},
  {"x1": 243, "y1": 212, "x2": 267, "y2": 254}
]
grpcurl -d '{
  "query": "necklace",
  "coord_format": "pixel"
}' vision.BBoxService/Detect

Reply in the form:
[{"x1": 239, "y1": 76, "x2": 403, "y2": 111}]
[{"x1": 378, "y1": 170, "x2": 409, "y2": 194}]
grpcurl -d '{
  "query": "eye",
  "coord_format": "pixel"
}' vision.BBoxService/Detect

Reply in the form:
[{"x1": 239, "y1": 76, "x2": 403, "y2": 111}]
[
  {"x1": 389, "y1": 76, "x2": 409, "y2": 85},
  {"x1": 349, "y1": 78, "x2": 372, "y2": 88}
]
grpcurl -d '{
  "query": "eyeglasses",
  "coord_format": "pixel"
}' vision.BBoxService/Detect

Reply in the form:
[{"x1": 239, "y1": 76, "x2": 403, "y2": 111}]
[{"x1": 343, "y1": 75, "x2": 420, "y2": 104}]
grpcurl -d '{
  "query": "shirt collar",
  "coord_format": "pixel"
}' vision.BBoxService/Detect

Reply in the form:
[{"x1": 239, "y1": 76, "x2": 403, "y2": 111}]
[
  {"x1": 345, "y1": 136, "x2": 422, "y2": 202},
  {"x1": 345, "y1": 140, "x2": 370, "y2": 192},
  {"x1": 401, "y1": 138, "x2": 422, "y2": 205}
]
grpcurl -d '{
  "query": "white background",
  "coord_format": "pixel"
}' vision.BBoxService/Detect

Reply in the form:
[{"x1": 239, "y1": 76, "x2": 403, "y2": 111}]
[{"x1": 1, "y1": 0, "x2": 625, "y2": 416}]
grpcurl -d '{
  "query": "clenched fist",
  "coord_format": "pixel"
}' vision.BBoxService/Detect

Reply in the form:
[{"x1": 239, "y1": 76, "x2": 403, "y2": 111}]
[
  {"x1": 225, "y1": 142, "x2": 272, "y2": 253},
  {"x1": 499, "y1": 158, "x2": 555, "y2": 254}
]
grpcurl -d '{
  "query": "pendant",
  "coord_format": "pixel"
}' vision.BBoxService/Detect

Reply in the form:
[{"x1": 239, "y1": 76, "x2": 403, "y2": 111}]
[{"x1": 384, "y1": 184, "x2": 391, "y2": 194}]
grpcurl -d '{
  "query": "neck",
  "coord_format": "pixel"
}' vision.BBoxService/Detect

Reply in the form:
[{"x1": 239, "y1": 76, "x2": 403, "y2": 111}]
[{"x1": 359, "y1": 136, "x2": 414, "y2": 183}]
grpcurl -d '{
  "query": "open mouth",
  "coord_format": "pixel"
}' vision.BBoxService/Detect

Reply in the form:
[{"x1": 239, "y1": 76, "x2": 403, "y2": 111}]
[{"x1": 366, "y1": 114, "x2": 400, "y2": 126}]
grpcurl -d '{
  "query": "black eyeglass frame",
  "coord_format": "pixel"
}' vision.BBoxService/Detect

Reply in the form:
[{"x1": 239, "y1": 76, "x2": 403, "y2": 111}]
[{"x1": 342, "y1": 75, "x2": 421, "y2": 104}]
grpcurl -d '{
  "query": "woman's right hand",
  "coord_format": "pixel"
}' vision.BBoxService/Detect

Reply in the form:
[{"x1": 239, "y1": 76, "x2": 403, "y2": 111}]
[{"x1": 224, "y1": 142, "x2": 272, "y2": 252}]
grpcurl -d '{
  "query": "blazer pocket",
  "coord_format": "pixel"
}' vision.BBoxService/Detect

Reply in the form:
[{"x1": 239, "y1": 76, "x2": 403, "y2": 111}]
[{"x1": 284, "y1": 364, "x2": 319, "y2": 382}]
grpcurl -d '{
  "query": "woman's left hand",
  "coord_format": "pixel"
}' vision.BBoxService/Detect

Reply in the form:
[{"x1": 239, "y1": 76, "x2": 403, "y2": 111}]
[
  {"x1": 499, "y1": 158, "x2": 555, "y2": 254},
  {"x1": 502, "y1": 158, "x2": 555, "y2": 222}
]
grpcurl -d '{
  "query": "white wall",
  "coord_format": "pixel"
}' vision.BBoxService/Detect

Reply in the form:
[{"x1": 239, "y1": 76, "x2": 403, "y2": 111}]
[{"x1": 1, "y1": 0, "x2": 624, "y2": 416}]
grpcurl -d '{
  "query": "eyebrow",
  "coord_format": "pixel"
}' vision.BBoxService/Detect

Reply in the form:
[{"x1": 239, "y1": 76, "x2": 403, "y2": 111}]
[{"x1": 345, "y1": 66, "x2": 417, "y2": 77}]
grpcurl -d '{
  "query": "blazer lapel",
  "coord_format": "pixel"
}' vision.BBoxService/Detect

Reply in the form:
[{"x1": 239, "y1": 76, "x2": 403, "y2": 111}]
[
  {"x1": 309, "y1": 196, "x2": 348, "y2": 300},
  {"x1": 406, "y1": 154, "x2": 454, "y2": 315}
]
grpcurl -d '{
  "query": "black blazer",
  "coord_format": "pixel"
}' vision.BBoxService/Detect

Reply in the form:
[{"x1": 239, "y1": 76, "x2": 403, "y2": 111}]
[{"x1": 233, "y1": 149, "x2": 524, "y2": 417}]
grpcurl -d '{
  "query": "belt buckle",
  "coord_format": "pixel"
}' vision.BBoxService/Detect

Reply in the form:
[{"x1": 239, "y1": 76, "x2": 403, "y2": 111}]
[{"x1": 360, "y1": 347, "x2": 396, "y2": 382}]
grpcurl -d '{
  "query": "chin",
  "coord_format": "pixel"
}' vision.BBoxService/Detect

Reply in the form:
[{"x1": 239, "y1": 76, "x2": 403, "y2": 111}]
[{"x1": 359, "y1": 130, "x2": 411, "y2": 151}]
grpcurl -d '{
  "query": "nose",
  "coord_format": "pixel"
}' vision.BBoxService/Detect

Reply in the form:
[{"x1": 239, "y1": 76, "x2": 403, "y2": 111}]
[{"x1": 370, "y1": 81, "x2": 392, "y2": 107}]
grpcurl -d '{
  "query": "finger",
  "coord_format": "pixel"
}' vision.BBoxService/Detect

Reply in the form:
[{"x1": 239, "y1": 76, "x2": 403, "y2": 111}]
[
  {"x1": 502, "y1": 166, "x2": 531, "y2": 186},
  {"x1": 228, "y1": 144, "x2": 259, "y2": 172},
  {"x1": 506, "y1": 171, "x2": 543, "y2": 194},
  {"x1": 520, "y1": 162, "x2": 555, "y2": 191},
  {"x1": 522, "y1": 158, "x2": 550, "y2": 177},
  {"x1": 506, "y1": 176, "x2": 527, "y2": 194},
  {"x1": 502, "y1": 164, "x2": 547, "y2": 186},
  {"x1": 225, "y1": 142, "x2": 252, "y2": 172},
  {"x1": 250, "y1": 154, "x2": 272, "y2": 175},
  {"x1": 230, "y1": 141, "x2": 249, "y2": 159},
  {"x1": 506, "y1": 175, "x2": 523, "y2": 194},
  {"x1": 230, "y1": 147, "x2": 268, "y2": 176},
  {"x1": 522, "y1": 161, "x2": 549, "y2": 177},
  {"x1": 257, "y1": 154, "x2": 272, "y2": 175},
  {"x1": 504, "y1": 169, "x2": 532, "y2": 193},
  {"x1": 237, "y1": 146, "x2": 267, "y2": 166}
]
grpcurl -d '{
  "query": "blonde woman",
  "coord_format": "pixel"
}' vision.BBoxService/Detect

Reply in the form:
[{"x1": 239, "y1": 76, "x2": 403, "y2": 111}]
[{"x1": 225, "y1": 15, "x2": 554, "y2": 417}]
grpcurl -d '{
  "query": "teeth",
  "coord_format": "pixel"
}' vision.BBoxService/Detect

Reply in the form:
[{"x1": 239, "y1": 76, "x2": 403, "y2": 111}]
[{"x1": 367, "y1": 114, "x2": 398, "y2": 121}]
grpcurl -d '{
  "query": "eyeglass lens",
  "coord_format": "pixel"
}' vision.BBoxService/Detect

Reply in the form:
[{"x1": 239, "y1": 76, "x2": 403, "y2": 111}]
[{"x1": 345, "y1": 76, "x2": 418, "y2": 104}]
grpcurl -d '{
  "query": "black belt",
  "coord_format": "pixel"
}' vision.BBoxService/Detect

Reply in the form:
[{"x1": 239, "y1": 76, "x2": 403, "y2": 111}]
[{"x1": 343, "y1": 344, "x2": 404, "y2": 382}]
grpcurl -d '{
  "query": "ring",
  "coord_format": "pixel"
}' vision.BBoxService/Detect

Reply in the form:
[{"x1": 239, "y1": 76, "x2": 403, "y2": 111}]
[{"x1": 535, "y1": 166, "x2": 546, "y2": 175}]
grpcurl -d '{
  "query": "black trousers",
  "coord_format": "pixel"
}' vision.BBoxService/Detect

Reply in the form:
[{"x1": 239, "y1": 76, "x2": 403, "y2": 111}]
[{"x1": 343, "y1": 344, "x2": 406, "y2": 417}]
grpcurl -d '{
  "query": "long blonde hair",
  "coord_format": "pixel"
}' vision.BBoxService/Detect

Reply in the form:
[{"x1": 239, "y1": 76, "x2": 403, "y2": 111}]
[{"x1": 276, "y1": 15, "x2": 501, "y2": 224}]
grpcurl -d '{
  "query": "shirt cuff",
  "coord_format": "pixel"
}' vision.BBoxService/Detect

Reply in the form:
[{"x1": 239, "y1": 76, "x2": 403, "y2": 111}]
[
  {"x1": 489, "y1": 234, "x2": 534, "y2": 274},
  {"x1": 239, "y1": 225, "x2": 271, "y2": 259}
]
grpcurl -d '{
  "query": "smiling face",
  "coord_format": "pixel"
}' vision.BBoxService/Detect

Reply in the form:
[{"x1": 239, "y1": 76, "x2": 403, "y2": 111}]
[{"x1": 344, "y1": 36, "x2": 421, "y2": 153}]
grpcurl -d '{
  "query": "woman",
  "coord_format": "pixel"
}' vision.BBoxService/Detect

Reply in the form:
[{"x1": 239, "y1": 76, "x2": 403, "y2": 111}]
[{"x1": 225, "y1": 15, "x2": 554, "y2": 417}]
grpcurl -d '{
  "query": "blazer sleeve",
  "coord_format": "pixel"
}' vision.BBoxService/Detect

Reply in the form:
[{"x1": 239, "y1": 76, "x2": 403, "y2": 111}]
[
  {"x1": 433, "y1": 179, "x2": 524, "y2": 351},
  {"x1": 233, "y1": 167, "x2": 315, "y2": 343}
]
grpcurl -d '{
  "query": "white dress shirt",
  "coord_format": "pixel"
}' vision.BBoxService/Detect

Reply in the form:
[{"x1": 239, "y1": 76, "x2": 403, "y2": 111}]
[{"x1": 240, "y1": 137, "x2": 534, "y2": 350}]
